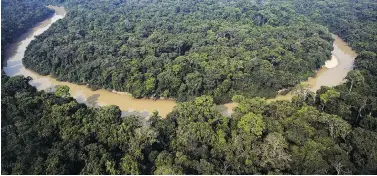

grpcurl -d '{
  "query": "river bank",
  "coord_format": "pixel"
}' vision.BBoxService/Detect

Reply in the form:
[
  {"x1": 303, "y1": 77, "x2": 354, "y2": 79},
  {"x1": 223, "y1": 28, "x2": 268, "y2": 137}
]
[
  {"x1": 3, "y1": 6, "x2": 177, "y2": 117},
  {"x1": 3, "y1": 6, "x2": 358, "y2": 118},
  {"x1": 221, "y1": 35, "x2": 357, "y2": 115}
]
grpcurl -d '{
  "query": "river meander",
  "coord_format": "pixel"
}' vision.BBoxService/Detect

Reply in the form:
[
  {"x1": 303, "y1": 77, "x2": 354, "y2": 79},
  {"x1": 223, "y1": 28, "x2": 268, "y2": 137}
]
[{"x1": 3, "y1": 6, "x2": 358, "y2": 117}]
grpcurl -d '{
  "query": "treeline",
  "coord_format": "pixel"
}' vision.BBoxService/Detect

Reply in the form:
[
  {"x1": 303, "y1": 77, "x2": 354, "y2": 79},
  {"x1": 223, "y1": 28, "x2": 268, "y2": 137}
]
[
  {"x1": 1, "y1": 0, "x2": 54, "y2": 65},
  {"x1": 288, "y1": 0, "x2": 377, "y2": 54},
  {"x1": 2, "y1": 58, "x2": 376, "y2": 174},
  {"x1": 23, "y1": 0, "x2": 334, "y2": 103},
  {"x1": 2, "y1": 0, "x2": 377, "y2": 174}
]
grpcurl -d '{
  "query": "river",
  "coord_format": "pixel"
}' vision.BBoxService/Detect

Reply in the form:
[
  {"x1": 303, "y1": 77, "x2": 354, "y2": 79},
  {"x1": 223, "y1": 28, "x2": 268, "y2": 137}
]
[
  {"x1": 220, "y1": 35, "x2": 358, "y2": 115},
  {"x1": 269, "y1": 34, "x2": 357, "y2": 101},
  {"x1": 3, "y1": 6, "x2": 176, "y2": 117},
  {"x1": 3, "y1": 6, "x2": 357, "y2": 118}
]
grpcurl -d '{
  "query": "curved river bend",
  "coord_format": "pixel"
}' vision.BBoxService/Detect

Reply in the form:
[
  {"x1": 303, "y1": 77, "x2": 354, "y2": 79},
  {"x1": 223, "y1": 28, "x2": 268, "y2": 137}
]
[
  {"x1": 3, "y1": 6, "x2": 176, "y2": 117},
  {"x1": 221, "y1": 35, "x2": 358, "y2": 115},
  {"x1": 3, "y1": 6, "x2": 357, "y2": 117}
]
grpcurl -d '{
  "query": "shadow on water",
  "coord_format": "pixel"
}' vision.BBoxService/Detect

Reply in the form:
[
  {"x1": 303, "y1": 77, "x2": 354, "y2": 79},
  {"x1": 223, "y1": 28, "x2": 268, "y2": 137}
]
[
  {"x1": 30, "y1": 82, "x2": 43, "y2": 89},
  {"x1": 122, "y1": 110, "x2": 150, "y2": 118},
  {"x1": 86, "y1": 94, "x2": 100, "y2": 107},
  {"x1": 122, "y1": 110, "x2": 151, "y2": 126}
]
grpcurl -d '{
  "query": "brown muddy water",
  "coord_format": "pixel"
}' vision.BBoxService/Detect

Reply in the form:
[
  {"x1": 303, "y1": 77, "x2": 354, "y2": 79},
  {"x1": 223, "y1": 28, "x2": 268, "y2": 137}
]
[
  {"x1": 221, "y1": 35, "x2": 358, "y2": 115},
  {"x1": 3, "y1": 6, "x2": 357, "y2": 117},
  {"x1": 3, "y1": 6, "x2": 176, "y2": 117}
]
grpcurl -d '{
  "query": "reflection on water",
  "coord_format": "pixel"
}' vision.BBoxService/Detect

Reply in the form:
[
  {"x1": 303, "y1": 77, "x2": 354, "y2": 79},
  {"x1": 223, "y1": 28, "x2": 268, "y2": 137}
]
[
  {"x1": 325, "y1": 55, "x2": 339, "y2": 68},
  {"x1": 3, "y1": 6, "x2": 357, "y2": 118}
]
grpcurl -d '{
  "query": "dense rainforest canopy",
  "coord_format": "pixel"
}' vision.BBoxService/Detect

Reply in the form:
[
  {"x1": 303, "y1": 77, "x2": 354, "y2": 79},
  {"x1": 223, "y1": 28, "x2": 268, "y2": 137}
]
[
  {"x1": 1, "y1": 0, "x2": 54, "y2": 65},
  {"x1": 2, "y1": 50, "x2": 377, "y2": 174},
  {"x1": 289, "y1": 0, "x2": 377, "y2": 54},
  {"x1": 23, "y1": 0, "x2": 335, "y2": 103},
  {"x1": 1, "y1": 0, "x2": 377, "y2": 175}
]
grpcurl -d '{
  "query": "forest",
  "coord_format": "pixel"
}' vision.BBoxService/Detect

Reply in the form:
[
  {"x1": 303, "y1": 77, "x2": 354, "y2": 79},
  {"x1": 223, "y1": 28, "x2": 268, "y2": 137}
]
[
  {"x1": 23, "y1": 0, "x2": 335, "y2": 103},
  {"x1": 1, "y1": 0, "x2": 377, "y2": 175},
  {"x1": 2, "y1": 49, "x2": 377, "y2": 174},
  {"x1": 289, "y1": 0, "x2": 377, "y2": 54},
  {"x1": 1, "y1": 0, "x2": 54, "y2": 65}
]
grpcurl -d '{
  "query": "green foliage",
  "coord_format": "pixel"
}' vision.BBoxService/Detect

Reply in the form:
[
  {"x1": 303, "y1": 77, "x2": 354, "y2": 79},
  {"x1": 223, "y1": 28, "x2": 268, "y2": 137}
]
[
  {"x1": 2, "y1": 73, "x2": 377, "y2": 174},
  {"x1": 259, "y1": 132, "x2": 291, "y2": 173},
  {"x1": 54, "y1": 85, "x2": 71, "y2": 98},
  {"x1": 348, "y1": 128, "x2": 377, "y2": 174},
  {"x1": 288, "y1": 0, "x2": 377, "y2": 54},
  {"x1": 2, "y1": 0, "x2": 377, "y2": 175},
  {"x1": 233, "y1": 95, "x2": 267, "y2": 114},
  {"x1": 237, "y1": 113, "x2": 265, "y2": 137},
  {"x1": 320, "y1": 89, "x2": 340, "y2": 103},
  {"x1": 22, "y1": 0, "x2": 334, "y2": 103},
  {"x1": 1, "y1": 75, "x2": 154, "y2": 175},
  {"x1": 153, "y1": 152, "x2": 184, "y2": 175},
  {"x1": 1, "y1": 0, "x2": 54, "y2": 64}
]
